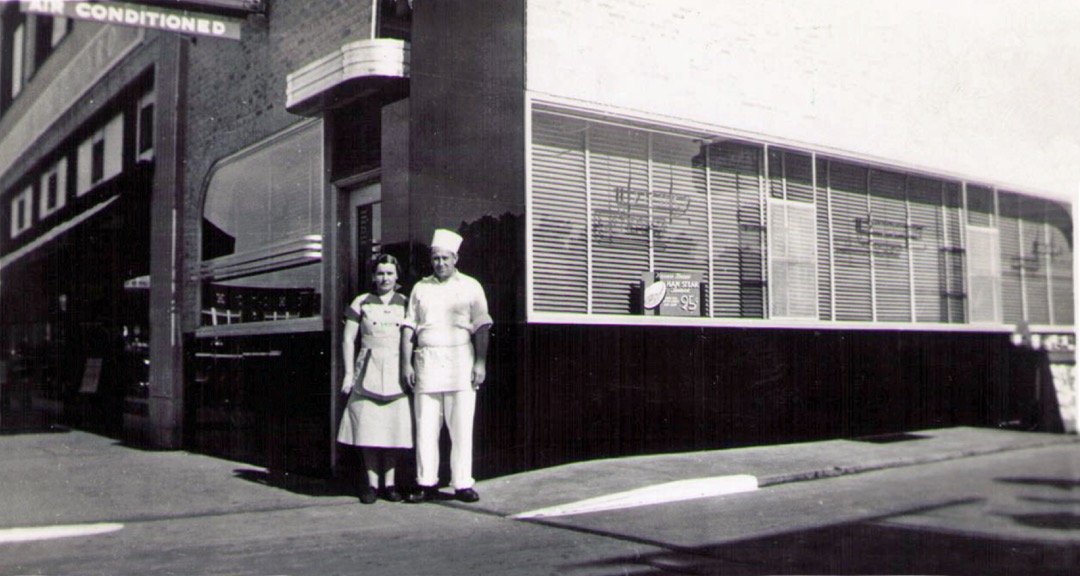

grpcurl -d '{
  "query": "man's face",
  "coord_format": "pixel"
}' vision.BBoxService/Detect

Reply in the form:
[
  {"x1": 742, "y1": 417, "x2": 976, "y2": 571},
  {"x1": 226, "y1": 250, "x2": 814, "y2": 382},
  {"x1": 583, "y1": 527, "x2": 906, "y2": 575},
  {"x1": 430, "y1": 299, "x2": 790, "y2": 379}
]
[{"x1": 431, "y1": 248, "x2": 458, "y2": 280}]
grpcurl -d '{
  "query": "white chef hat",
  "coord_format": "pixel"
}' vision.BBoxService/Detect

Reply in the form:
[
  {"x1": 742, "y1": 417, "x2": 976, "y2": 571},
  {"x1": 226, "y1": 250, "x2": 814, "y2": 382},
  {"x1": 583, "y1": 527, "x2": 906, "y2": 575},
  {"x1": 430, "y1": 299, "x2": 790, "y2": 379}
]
[{"x1": 431, "y1": 228, "x2": 463, "y2": 253}]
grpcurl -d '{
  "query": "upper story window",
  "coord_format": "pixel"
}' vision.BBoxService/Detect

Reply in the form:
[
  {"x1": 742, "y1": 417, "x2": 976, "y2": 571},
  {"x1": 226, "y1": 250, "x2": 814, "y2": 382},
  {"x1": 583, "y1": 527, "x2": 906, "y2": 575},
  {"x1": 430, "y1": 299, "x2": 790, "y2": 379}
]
[
  {"x1": 50, "y1": 16, "x2": 69, "y2": 48},
  {"x1": 137, "y1": 90, "x2": 155, "y2": 161},
  {"x1": 38, "y1": 157, "x2": 67, "y2": 219},
  {"x1": 10, "y1": 22, "x2": 24, "y2": 100},
  {"x1": 0, "y1": 3, "x2": 25, "y2": 114},
  {"x1": 200, "y1": 120, "x2": 326, "y2": 329},
  {"x1": 9, "y1": 187, "x2": 32, "y2": 239},
  {"x1": 34, "y1": 15, "x2": 71, "y2": 69},
  {"x1": 375, "y1": 0, "x2": 411, "y2": 41},
  {"x1": 77, "y1": 113, "x2": 124, "y2": 196}
]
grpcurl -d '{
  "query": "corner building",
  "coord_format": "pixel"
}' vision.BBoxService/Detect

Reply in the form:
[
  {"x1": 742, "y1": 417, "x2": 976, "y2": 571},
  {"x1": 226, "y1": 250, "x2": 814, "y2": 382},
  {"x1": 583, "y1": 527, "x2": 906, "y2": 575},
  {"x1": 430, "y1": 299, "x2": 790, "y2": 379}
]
[{"x1": 2, "y1": 1, "x2": 1074, "y2": 480}]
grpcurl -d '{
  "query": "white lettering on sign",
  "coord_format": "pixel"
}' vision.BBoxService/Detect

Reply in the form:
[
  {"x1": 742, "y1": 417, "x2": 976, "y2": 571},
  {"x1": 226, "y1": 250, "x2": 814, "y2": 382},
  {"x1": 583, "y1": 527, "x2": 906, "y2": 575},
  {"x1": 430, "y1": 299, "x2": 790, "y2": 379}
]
[
  {"x1": 26, "y1": 0, "x2": 64, "y2": 15},
  {"x1": 24, "y1": 0, "x2": 242, "y2": 41}
]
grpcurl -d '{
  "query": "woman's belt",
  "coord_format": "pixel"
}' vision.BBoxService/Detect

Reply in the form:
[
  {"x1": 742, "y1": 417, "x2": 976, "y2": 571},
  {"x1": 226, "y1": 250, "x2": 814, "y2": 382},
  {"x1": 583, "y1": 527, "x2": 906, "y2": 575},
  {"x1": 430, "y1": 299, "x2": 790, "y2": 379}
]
[{"x1": 360, "y1": 335, "x2": 398, "y2": 350}]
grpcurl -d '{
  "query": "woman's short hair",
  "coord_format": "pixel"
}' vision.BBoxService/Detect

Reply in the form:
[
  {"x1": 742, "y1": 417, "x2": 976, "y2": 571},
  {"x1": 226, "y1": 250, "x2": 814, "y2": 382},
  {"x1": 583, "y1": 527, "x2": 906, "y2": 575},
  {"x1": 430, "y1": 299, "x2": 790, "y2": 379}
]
[{"x1": 368, "y1": 253, "x2": 402, "y2": 288}]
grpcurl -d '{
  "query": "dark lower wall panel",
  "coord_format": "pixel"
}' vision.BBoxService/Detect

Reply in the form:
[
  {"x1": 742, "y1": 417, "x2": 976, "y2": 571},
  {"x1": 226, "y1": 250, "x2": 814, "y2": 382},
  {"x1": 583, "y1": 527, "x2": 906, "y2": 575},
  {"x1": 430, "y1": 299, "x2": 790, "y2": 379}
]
[
  {"x1": 497, "y1": 325, "x2": 1037, "y2": 475},
  {"x1": 185, "y1": 332, "x2": 332, "y2": 477}
]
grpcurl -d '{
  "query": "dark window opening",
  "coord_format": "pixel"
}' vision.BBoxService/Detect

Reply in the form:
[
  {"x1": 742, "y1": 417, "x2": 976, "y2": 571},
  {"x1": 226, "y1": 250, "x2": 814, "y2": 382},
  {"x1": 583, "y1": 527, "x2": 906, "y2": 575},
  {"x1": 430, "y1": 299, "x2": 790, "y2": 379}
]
[
  {"x1": 46, "y1": 172, "x2": 58, "y2": 208},
  {"x1": 1, "y1": 5, "x2": 27, "y2": 113},
  {"x1": 377, "y1": 0, "x2": 412, "y2": 41},
  {"x1": 15, "y1": 197, "x2": 26, "y2": 228},
  {"x1": 138, "y1": 103, "x2": 154, "y2": 155},
  {"x1": 91, "y1": 139, "x2": 105, "y2": 183},
  {"x1": 34, "y1": 16, "x2": 53, "y2": 69}
]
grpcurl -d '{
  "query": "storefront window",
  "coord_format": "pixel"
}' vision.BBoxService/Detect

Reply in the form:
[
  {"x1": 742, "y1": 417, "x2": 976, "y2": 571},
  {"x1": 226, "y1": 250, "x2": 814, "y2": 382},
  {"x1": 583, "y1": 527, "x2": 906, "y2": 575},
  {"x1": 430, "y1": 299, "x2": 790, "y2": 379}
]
[
  {"x1": 997, "y1": 191, "x2": 1074, "y2": 326},
  {"x1": 531, "y1": 111, "x2": 762, "y2": 318},
  {"x1": 530, "y1": 106, "x2": 1072, "y2": 328},
  {"x1": 200, "y1": 120, "x2": 324, "y2": 329}
]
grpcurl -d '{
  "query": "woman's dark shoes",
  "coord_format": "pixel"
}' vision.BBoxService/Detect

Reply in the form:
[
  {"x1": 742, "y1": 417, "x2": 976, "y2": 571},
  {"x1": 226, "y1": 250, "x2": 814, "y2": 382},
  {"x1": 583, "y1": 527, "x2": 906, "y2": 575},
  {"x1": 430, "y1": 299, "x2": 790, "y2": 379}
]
[
  {"x1": 455, "y1": 488, "x2": 480, "y2": 503},
  {"x1": 381, "y1": 486, "x2": 403, "y2": 502},
  {"x1": 358, "y1": 486, "x2": 378, "y2": 505}
]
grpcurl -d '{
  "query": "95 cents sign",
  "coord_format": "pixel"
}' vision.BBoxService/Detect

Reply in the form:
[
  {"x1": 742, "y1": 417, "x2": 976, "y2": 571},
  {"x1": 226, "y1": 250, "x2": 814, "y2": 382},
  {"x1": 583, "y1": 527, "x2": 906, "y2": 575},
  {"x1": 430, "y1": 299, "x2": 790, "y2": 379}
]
[{"x1": 641, "y1": 271, "x2": 706, "y2": 317}]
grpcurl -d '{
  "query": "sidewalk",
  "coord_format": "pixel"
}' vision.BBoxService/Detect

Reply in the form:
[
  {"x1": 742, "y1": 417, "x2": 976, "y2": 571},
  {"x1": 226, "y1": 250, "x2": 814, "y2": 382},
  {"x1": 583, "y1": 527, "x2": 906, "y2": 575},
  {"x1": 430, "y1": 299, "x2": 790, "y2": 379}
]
[
  {"x1": 1, "y1": 424, "x2": 1076, "y2": 530},
  {"x1": 469, "y1": 427, "x2": 1080, "y2": 518}
]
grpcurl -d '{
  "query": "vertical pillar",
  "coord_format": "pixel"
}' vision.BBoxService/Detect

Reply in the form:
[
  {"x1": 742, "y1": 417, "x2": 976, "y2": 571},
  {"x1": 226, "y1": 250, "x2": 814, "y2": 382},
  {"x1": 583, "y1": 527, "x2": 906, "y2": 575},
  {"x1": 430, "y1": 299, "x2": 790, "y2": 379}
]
[{"x1": 142, "y1": 35, "x2": 187, "y2": 448}]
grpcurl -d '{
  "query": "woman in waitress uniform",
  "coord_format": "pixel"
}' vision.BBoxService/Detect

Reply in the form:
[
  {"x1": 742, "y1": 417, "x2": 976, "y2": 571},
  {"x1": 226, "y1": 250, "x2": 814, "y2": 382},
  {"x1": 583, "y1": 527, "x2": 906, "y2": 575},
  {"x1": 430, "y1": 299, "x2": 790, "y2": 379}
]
[{"x1": 338, "y1": 254, "x2": 412, "y2": 504}]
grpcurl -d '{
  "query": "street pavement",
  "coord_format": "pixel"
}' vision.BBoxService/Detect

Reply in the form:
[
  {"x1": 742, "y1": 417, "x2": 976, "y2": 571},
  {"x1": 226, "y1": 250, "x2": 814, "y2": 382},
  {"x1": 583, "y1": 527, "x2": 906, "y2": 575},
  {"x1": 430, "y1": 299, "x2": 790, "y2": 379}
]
[{"x1": 0, "y1": 422, "x2": 1077, "y2": 574}]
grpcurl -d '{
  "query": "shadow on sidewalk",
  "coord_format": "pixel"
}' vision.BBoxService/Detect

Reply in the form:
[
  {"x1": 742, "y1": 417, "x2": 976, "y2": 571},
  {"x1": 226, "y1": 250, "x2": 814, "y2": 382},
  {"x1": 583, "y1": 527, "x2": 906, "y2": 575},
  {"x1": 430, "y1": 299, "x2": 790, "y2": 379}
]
[
  {"x1": 232, "y1": 468, "x2": 357, "y2": 498},
  {"x1": 566, "y1": 499, "x2": 1080, "y2": 576}
]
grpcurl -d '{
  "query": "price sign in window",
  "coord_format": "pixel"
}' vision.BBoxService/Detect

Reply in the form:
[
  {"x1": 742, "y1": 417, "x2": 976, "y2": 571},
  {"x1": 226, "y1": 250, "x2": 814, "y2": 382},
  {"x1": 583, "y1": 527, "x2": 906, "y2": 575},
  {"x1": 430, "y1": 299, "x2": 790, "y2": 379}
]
[{"x1": 641, "y1": 271, "x2": 706, "y2": 317}]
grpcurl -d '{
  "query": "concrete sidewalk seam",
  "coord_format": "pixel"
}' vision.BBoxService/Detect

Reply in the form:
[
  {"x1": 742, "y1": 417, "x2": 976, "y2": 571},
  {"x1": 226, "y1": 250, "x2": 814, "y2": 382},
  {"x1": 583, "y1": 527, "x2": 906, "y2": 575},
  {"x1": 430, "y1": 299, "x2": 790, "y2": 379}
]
[{"x1": 757, "y1": 436, "x2": 1080, "y2": 488}]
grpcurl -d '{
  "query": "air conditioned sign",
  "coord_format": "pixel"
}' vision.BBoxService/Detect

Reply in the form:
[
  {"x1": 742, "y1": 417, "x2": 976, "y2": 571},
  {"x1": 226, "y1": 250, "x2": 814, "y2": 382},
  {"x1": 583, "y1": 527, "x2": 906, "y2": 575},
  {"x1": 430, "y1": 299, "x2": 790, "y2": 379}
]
[{"x1": 22, "y1": 1, "x2": 243, "y2": 41}]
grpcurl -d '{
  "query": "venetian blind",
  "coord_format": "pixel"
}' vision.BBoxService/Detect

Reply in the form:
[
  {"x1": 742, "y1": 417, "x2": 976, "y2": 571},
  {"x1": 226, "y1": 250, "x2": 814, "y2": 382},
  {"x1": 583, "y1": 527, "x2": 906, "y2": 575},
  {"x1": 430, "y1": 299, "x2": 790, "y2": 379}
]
[
  {"x1": 868, "y1": 169, "x2": 912, "y2": 322},
  {"x1": 708, "y1": 142, "x2": 765, "y2": 318},
  {"x1": 650, "y1": 133, "x2": 710, "y2": 305},
  {"x1": 907, "y1": 176, "x2": 948, "y2": 323},
  {"x1": 996, "y1": 192, "x2": 1025, "y2": 324},
  {"x1": 589, "y1": 124, "x2": 650, "y2": 314},
  {"x1": 1046, "y1": 201, "x2": 1074, "y2": 325},
  {"x1": 827, "y1": 161, "x2": 873, "y2": 321},
  {"x1": 942, "y1": 184, "x2": 966, "y2": 323},
  {"x1": 531, "y1": 113, "x2": 589, "y2": 313},
  {"x1": 1020, "y1": 194, "x2": 1051, "y2": 325},
  {"x1": 966, "y1": 226, "x2": 1001, "y2": 324},
  {"x1": 768, "y1": 198, "x2": 817, "y2": 318}
]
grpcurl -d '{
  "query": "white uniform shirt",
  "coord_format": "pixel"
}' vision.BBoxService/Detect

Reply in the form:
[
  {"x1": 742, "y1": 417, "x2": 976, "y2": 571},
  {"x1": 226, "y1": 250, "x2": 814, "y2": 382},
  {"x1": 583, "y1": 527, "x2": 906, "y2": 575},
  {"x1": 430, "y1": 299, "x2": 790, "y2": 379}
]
[
  {"x1": 403, "y1": 271, "x2": 492, "y2": 347},
  {"x1": 403, "y1": 271, "x2": 493, "y2": 392}
]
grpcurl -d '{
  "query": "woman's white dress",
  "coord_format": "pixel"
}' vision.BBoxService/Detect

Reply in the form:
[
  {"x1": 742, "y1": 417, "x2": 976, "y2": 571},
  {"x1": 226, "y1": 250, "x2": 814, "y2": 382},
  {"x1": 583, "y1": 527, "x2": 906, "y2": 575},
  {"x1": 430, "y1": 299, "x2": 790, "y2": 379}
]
[{"x1": 337, "y1": 292, "x2": 413, "y2": 448}]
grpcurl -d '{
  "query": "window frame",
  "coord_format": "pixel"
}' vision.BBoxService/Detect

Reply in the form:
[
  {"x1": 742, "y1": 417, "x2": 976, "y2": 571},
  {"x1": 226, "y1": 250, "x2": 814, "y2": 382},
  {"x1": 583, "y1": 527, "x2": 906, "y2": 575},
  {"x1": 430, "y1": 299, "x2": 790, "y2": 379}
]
[{"x1": 77, "y1": 113, "x2": 124, "y2": 196}]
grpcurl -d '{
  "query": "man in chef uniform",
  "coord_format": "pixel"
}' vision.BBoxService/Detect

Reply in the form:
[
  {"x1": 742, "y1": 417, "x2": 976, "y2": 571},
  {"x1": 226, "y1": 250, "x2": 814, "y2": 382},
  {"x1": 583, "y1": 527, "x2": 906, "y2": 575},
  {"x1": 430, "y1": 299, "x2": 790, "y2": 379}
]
[{"x1": 402, "y1": 229, "x2": 492, "y2": 503}]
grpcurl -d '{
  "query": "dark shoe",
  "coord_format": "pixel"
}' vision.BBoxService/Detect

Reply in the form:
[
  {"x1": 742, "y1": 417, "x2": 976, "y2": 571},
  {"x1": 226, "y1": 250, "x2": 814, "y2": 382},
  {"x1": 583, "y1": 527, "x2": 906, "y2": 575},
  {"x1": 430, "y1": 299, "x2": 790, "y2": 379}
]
[
  {"x1": 358, "y1": 486, "x2": 378, "y2": 505},
  {"x1": 381, "y1": 486, "x2": 403, "y2": 502},
  {"x1": 455, "y1": 488, "x2": 480, "y2": 503},
  {"x1": 405, "y1": 486, "x2": 437, "y2": 503}
]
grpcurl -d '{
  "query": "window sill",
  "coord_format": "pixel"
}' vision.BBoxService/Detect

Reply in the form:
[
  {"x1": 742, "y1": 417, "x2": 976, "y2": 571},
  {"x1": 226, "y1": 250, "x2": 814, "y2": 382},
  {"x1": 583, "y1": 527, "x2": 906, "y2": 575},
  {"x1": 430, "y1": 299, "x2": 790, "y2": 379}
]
[{"x1": 195, "y1": 316, "x2": 324, "y2": 338}]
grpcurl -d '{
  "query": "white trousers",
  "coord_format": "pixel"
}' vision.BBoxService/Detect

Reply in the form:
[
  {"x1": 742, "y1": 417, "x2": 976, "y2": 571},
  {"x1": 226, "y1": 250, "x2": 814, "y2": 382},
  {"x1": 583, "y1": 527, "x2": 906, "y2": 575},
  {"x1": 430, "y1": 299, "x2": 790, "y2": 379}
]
[{"x1": 414, "y1": 389, "x2": 476, "y2": 490}]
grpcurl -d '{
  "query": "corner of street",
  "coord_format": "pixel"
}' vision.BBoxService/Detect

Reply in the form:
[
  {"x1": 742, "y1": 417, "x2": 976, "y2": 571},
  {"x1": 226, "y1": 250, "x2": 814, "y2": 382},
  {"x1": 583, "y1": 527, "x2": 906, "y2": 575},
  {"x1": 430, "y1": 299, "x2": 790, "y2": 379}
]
[{"x1": 2, "y1": 421, "x2": 1078, "y2": 575}]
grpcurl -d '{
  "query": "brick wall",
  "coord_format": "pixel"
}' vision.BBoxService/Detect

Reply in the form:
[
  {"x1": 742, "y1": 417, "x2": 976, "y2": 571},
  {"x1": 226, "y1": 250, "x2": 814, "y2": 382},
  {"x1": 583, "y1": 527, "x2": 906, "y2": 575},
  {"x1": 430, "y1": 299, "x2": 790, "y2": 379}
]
[{"x1": 181, "y1": 0, "x2": 375, "y2": 331}]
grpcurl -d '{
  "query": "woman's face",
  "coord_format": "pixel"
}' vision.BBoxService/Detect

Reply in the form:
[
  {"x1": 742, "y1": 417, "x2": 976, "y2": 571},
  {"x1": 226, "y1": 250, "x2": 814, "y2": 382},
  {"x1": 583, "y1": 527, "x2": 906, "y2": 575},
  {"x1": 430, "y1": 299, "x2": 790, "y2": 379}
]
[{"x1": 372, "y1": 262, "x2": 398, "y2": 295}]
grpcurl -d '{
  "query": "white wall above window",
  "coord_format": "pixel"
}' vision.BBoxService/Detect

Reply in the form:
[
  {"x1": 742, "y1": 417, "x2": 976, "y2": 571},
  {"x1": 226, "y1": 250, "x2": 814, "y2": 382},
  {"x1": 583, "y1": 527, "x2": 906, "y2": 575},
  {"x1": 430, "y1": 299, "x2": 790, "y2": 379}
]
[{"x1": 526, "y1": 0, "x2": 1080, "y2": 199}]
